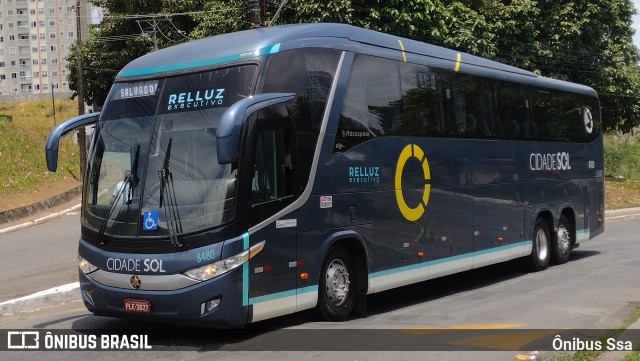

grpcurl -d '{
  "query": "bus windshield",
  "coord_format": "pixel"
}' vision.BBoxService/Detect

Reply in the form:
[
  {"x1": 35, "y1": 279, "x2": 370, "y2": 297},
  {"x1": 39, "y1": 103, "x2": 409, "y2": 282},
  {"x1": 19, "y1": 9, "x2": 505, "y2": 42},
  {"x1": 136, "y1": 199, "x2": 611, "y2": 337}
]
[{"x1": 82, "y1": 64, "x2": 258, "y2": 239}]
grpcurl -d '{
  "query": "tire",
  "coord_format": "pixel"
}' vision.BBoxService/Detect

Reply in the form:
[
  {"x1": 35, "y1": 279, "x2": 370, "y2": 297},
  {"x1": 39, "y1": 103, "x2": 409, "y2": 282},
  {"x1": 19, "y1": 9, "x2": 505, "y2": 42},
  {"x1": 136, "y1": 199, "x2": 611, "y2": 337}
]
[
  {"x1": 527, "y1": 217, "x2": 551, "y2": 271},
  {"x1": 551, "y1": 215, "x2": 572, "y2": 265},
  {"x1": 317, "y1": 247, "x2": 355, "y2": 322}
]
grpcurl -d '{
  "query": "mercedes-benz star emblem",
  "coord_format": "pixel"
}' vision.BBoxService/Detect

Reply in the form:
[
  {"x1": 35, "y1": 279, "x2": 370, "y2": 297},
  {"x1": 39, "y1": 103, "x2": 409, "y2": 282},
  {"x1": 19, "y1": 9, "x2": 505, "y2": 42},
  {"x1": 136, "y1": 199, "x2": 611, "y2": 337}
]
[{"x1": 130, "y1": 275, "x2": 142, "y2": 289}]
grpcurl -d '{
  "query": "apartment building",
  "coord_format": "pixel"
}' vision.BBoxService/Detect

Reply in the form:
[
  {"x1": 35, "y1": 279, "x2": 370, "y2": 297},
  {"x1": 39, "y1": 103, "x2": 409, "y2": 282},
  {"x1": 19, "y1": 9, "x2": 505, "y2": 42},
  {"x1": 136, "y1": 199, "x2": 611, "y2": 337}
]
[{"x1": 0, "y1": 0, "x2": 91, "y2": 95}]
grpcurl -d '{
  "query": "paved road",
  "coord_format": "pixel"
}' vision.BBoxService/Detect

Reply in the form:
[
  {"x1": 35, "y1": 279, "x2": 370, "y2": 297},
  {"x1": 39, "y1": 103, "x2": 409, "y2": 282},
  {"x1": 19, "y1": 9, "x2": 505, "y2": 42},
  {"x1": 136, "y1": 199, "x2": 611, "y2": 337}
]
[
  {"x1": 0, "y1": 216, "x2": 639, "y2": 360},
  {"x1": 0, "y1": 213, "x2": 80, "y2": 301}
]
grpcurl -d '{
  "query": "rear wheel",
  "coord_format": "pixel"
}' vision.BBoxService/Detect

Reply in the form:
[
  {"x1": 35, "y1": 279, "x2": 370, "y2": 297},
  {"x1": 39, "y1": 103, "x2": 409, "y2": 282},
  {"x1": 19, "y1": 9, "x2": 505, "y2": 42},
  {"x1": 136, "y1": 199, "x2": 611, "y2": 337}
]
[
  {"x1": 527, "y1": 217, "x2": 551, "y2": 271},
  {"x1": 552, "y1": 215, "x2": 572, "y2": 264},
  {"x1": 318, "y1": 247, "x2": 355, "y2": 322}
]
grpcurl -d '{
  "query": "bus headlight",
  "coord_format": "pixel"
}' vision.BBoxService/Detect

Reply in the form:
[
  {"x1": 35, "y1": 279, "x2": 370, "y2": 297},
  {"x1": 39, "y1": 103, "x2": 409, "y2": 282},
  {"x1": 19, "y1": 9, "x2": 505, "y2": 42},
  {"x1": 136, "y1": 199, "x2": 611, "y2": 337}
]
[
  {"x1": 183, "y1": 241, "x2": 265, "y2": 282},
  {"x1": 78, "y1": 256, "x2": 99, "y2": 274}
]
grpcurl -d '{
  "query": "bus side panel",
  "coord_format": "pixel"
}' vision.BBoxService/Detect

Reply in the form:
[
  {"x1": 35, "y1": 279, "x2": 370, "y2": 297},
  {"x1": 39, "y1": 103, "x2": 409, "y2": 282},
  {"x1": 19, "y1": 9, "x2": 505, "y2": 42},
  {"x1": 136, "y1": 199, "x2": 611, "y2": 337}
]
[
  {"x1": 473, "y1": 184, "x2": 515, "y2": 267},
  {"x1": 247, "y1": 214, "x2": 298, "y2": 323},
  {"x1": 588, "y1": 179, "x2": 605, "y2": 238},
  {"x1": 428, "y1": 187, "x2": 474, "y2": 279},
  {"x1": 373, "y1": 190, "x2": 429, "y2": 292}
]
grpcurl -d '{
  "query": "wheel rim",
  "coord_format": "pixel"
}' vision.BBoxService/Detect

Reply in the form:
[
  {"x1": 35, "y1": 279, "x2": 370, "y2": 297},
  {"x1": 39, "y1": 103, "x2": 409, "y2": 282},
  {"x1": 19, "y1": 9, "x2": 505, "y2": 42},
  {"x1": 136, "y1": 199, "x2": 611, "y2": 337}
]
[
  {"x1": 535, "y1": 228, "x2": 549, "y2": 261},
  {"x1": 557, "y1": 224, "x2": 571, "y2": 257},
  {"x1": 325, "y1": 259, "x2": 350, "y2": 307}
]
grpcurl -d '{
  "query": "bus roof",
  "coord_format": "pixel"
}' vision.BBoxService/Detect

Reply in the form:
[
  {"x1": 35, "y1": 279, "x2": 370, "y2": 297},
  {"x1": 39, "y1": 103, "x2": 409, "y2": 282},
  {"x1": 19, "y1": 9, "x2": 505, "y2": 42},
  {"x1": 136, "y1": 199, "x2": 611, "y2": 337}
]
[{"x1": 116, "y1": 23, "x2": 596, "y2": 96}]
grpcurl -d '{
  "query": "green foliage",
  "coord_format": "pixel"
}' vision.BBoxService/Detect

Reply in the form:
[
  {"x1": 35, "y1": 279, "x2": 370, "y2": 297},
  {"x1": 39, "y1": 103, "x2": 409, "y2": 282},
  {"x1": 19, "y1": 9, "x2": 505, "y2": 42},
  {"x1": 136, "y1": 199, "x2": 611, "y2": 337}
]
[
  {"x1": 604, "y1": 132, "x2": 640, "y2": 178},
  {"x1": 189, "y1": 0, "x2": 247, "y2": 38},
  {"x1": 0, "y1": 100, "x2": 80, "y2": 196},
  {"x1": 69, "y1": 0, "x2": 640, "y2": 132},
  {"x1": 68, "y1": 0, "x2": 206, "y2": 107}
]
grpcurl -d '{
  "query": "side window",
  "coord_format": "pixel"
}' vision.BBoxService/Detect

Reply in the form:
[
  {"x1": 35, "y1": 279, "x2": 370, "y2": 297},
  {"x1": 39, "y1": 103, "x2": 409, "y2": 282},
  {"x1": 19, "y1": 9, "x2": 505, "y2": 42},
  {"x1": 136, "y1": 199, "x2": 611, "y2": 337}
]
[
  {"x1": 496, "y1": 82, "x2": 531, "y2": 140},
  {"x1": 248, "y1": 117, "x2": 296, "y2": 226},
  {"x1": 455, "y1": 74, "x2": 496, "y2": 138},
  {"x1": 562, "y1": 94, "x2": 601, "y2": 142},
  {"x1": 397, "y1": 63, "x2": 447, "y2": 137},
  {"x1": 250, "y1": 128, "x2": 294, "y2": 204},
  {"x1": 558, "y1": 94, "x2": 583, "y2": 142},
  {"x1": 263, "y1": 48, "x2": 340, "y2": 192},
  {"x1": 532, "y1": 89, "x2": 562, "y2": 141},
  {"x1": 335, "y1": 55, "x2": 401, "y2": 152},
  {"x1": 584, "y1": 97, "x2": 601, "y2": 142},
  {"x1": 439, "y1": 72, "x2": 456, "y2": 137}
]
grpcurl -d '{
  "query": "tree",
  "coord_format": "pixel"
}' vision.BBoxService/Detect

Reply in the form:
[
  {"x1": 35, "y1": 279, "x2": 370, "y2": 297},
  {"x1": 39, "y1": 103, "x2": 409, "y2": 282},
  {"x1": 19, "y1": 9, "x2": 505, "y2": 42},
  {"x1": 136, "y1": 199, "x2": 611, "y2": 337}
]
[
  {"x1": 67, "y1": 0, "x2": 204, "y2": 107},
  {"x1": 483, "y1": 0, "x2": 640, "y2": 131},
  {"x1": 69, "y1": 0, "x2": 640, "y2": 131}
]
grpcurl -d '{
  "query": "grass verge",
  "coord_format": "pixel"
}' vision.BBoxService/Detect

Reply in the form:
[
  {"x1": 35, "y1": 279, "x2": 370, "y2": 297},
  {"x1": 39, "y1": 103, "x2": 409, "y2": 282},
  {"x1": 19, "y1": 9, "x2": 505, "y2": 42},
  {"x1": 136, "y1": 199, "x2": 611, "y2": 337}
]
[
  {"x1": 0, "y1": 99, "x2": 80, "y2": 198},
  {"x1": 544, "y1": 304, "x2": 640, "y2": 361}
]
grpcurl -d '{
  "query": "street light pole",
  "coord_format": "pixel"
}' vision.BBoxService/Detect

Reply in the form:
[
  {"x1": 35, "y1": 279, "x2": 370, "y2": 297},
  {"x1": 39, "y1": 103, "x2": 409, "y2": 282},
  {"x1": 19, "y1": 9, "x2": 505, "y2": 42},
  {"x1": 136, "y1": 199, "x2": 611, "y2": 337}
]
[{"x1": 75, "y1": 0, "x2": 87, "y2": 176}]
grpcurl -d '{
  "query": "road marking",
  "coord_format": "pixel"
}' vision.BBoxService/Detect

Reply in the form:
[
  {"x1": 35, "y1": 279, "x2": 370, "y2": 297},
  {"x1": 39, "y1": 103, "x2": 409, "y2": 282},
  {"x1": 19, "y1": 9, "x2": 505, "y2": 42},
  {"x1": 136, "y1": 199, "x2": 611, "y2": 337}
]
[
  {"x1": 449, "y1": 329, "x2": 561, "y2": 350},
  {"x1": 0, "y1": 204, "x2": 81, "y2": 234},
  {"x1": 515, "y1": 351, "x2": 539, "y2": 360},
  {"x1": 405, "y1": 323, "x2": 527, "y2": 332}
]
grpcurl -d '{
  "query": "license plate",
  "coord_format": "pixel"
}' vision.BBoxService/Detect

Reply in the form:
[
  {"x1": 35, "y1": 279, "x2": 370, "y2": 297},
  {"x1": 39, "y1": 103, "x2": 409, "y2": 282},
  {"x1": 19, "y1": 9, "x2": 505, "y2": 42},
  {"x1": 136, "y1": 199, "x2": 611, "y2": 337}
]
[{"x1": 124, "y1": 298, "x2": 151, "y2": 313}]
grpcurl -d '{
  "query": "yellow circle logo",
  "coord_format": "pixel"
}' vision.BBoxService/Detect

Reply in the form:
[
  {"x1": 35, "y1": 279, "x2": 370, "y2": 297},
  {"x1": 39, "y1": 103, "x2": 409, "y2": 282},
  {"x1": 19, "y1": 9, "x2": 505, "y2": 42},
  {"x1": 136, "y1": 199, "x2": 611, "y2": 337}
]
[{"x1": 394, "y1": 144, "x2": 431, "y2": 221}]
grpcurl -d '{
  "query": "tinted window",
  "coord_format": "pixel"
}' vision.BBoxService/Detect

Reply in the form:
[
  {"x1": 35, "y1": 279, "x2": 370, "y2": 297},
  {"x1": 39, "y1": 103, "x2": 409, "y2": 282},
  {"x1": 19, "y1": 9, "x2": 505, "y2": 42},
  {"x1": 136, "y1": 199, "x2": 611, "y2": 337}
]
[
  {"x1": 397, "y1": 63, "x2": 448, "y2": 137},
  {"x1": 335, "y1": 55, "x2": 401, "y2": 151},
  {"x1": 529, "y1": 89, "x2": 600, "y2": 142},
  {"x1": 263, "y1": 48, "x2": 341, "y2": 191},
  {"x1": 532, "y1": 89, "x2": 562, "y2": 141},
  {"x1": 456, "y1": 74, "x2": 496, "y2": 138},
  {"x1": 496, "y1": 82, "x2": 532, "y2": 140}
]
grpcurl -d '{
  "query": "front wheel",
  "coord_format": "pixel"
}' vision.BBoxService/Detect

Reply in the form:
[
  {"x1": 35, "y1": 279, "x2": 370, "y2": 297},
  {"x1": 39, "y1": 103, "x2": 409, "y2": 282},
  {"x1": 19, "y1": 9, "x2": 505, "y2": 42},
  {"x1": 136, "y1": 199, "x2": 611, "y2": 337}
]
[
  {"x1": 551, "y1": 215, "x2": 572, "y2": 265},
  {"x1": 317, "y1": 247, "x2": 355, "y2": 322},
  {"x1": 526, "y1": 217, "x2": 551, "y2": 271}
]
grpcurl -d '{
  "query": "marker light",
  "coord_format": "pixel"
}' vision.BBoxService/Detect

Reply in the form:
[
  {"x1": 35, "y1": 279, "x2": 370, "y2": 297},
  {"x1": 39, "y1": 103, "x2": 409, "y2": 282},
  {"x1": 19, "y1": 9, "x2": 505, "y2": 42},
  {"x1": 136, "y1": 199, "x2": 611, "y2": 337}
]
[
  {"x1": 78, "y1": 256, "x2": 98, "y2": 274},
  {"x1": 184, "y1": 241, "x2": 265, "y2": 282}
]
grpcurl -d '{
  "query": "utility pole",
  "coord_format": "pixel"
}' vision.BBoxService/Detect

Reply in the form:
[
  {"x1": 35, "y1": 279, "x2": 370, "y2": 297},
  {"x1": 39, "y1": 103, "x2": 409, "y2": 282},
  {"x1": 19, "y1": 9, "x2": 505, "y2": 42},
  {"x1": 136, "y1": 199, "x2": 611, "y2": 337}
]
[
  {"x1": 152, "y1": 19, "x2": 158, "y2": 51},
  {"x1": 75, "y1": 0, "x2": 87, "y2": 176},
  {"x1": 51, "y1": 85, "x2": 56, "y2": 126},
  {"x1": 136, "y1": 18, "x2": 160, "y2": 51},
  {"x1": 248, "y1": 0, "x2": 261, "y2": 29}
]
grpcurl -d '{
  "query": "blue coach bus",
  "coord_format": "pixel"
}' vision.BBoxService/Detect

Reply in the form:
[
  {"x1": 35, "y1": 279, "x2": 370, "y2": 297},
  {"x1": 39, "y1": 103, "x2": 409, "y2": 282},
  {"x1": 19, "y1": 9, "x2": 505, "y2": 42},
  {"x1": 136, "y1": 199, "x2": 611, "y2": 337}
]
[{"x1": 46, "y1": 23, "x2": 604, "y2": 327}]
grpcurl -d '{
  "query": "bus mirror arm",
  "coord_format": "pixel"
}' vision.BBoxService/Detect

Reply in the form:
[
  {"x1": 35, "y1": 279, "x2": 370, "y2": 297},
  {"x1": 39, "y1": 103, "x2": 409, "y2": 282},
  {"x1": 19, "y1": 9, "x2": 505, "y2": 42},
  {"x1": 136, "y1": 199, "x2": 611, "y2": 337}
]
[
  {"x1": 45, "y1": 112, "x2": 100, "y2": 172},
  {"x1": 217, "y1": 93, "x2": 295, "y2": 164}
]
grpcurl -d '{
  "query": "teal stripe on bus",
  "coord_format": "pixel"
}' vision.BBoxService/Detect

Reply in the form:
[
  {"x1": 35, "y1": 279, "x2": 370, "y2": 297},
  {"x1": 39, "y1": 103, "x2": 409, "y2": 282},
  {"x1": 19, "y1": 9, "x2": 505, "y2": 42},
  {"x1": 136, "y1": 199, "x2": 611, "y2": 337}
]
[
  {"x1": 249, "y1": 285, "x2": 316, "y2": 305},
  {"x1": 248, "y1": 241, "x2": 531, "y2": 306},
  {"x1": 369, "y1": 240, "x2": 531, "y2": 279},
  {"x1": 117, "y1": 43, "x2": 281, "y2": 78},
  {"x1": 242, "y1": 232, "x2": 250, "y2": 307}
]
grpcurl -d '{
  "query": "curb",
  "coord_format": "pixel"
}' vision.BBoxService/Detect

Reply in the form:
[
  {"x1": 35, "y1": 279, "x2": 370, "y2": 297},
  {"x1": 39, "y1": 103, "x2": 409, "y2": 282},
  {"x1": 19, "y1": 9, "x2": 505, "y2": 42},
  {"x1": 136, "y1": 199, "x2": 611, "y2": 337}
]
[
  {"x1": 604, "y1": 207, "x2": 640, "y2": 219},
  {"x1": 0, "y1": 204, "x2": 81, "y2": 235},
  {"x1": 0, "y1": 185, "x2": 82, "y2": 225},
  {"x1": 0, "y1": 283, "x2": 80, "y2": 316},
  {"x1": 2, "y1": 206, "x2": 640, "y2": 316}
]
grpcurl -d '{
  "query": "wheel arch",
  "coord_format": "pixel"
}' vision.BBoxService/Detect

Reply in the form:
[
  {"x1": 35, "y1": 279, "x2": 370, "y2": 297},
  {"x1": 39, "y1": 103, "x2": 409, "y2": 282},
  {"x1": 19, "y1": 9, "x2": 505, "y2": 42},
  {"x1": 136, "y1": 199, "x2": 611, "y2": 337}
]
[
  {"x1": 531, "y1": 208, "x2": 554, "y2": 245},
  {"x1": 316, "y1": 230, "x2": 369, "y2": 316},
  {"x1": 558, "y1": 205, "x2": 577, "y2": 248}
]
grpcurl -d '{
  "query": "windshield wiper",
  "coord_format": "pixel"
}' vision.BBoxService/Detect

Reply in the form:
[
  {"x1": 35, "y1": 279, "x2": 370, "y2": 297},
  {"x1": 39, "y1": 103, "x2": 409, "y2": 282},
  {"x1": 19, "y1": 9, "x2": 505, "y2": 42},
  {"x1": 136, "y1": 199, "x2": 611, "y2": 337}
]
[
  {"x1": 95, "y1": 145, "x2": 139, "y2": 246},
  {"x1": 158, "y1": 138, "x2": 183, "y2": 248}
]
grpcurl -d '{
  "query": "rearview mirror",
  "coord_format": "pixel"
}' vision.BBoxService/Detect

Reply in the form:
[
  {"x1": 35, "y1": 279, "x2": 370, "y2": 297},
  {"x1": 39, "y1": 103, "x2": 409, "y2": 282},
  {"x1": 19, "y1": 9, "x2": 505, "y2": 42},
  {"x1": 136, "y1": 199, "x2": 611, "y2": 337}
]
[
  {"x1": 216, "y1": 93, "x2": 295, "y2": 164},
  {"x1": 45, "y1": 112, "x2": 100, "y2": 172}
]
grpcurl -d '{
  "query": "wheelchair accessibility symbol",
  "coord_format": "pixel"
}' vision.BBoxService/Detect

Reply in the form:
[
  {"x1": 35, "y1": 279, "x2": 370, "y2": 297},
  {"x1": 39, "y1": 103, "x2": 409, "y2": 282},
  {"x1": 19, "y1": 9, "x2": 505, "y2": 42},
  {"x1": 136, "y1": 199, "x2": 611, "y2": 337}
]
[{"x1": 143, "y1": 211, "x2": 158, "y2": 231}]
